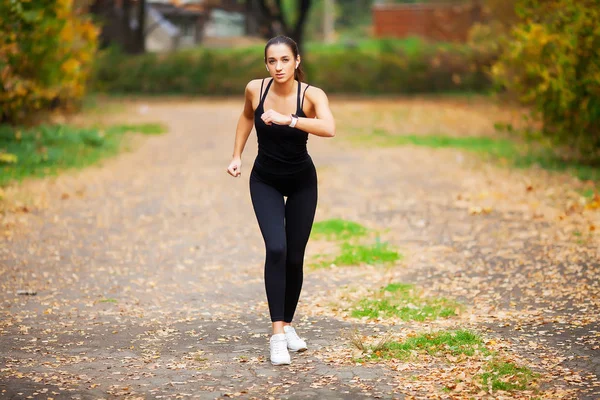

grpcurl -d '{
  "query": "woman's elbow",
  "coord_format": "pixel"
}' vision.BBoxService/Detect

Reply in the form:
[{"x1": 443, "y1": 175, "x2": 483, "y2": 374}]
[{"x1": 328, "y1": 122, "x2": 336, "y2": 138}]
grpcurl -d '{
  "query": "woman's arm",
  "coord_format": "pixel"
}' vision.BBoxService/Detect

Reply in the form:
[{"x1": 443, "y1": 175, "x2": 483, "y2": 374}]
[
  {"x1": 295, "y1": 88, "x2": 335, "y2": 138},
  {"x1": 227, "y1": 82, "x2": 256, "y2": 177},
  {"x1": 260, "y1": 87, "x2": 336, "y2": 138}
]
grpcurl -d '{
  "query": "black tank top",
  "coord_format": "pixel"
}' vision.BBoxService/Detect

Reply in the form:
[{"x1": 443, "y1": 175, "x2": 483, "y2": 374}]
[{"x1": 254, "y1": 78, "x2": 311, "y2": 172}]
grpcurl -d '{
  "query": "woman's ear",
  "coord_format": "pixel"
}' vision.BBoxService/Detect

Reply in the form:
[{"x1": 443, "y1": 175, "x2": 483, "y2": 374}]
[{"x1": 266, "y1": 65, "x2": 269, "y2": 72}]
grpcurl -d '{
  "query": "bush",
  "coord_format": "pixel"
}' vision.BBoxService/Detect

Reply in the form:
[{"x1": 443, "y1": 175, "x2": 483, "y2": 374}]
[
  {"x1": 492, "y1": 0, "x2": 600, "y2": 163},
  {"x1": 92, "y1": 39, "x2": 496, "y2": 96},
  {"x1": 0, "y1": 0, "x2": 99, "y2": 124}
]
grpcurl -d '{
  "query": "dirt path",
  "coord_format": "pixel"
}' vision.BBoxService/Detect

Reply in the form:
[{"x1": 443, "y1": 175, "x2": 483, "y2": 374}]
[{"x1": 1, "y1": 98, "x2": 598, "y2": 399}]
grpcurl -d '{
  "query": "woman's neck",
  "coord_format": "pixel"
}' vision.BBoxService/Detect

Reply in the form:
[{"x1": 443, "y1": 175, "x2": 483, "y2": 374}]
[{"x1": 271, "y1": 78, "x2": 296, "y2": 97}]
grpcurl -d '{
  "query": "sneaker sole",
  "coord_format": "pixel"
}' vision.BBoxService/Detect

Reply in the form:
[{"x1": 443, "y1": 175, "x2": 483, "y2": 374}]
[
  {"x1": 289, "y1": 347, "x2": 307, "y2": 353},
  {"x1": 271, "y1": 360, "x2": 291, "y2": 365}
]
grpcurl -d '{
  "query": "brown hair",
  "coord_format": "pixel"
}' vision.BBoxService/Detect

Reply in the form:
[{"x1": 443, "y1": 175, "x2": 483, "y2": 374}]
[{"x1": 264, "y1": 35, "x2": 305, "y2": 82}]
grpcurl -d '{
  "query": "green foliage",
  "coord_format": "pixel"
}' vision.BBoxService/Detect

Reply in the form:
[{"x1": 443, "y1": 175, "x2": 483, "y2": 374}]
[
  {"x1": 492, "y1": 0, "x2": 600, "y2": 163},
  {"x1": 0, "y1": 123, "x2": 166, "y2": 186},
  {"x1": 92, "y1": 39, "x2": 495, "y2": 95},
  {"x1": 0, "y1": 0, "x2": 99, "y2": 123}
]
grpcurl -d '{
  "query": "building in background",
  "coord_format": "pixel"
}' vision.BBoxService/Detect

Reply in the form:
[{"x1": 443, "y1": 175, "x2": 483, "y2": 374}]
[
  {"x1": 91, "y1": 0, "x2": 259, "y2": 52},
  {"x1": 146, "y1": 0, "x2": 251, "y2": 51},
  {"x1": 372, "y1": 1, "x2": 484, "y2": 42}
]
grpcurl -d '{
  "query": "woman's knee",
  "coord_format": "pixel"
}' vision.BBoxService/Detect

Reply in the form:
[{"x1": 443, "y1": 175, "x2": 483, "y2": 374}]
[{"x1": 266, "y1": 242, "x2": 286, "y2": 261}]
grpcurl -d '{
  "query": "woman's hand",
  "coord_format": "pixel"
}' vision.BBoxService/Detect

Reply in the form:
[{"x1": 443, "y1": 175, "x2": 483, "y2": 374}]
[
  {"x1": 261, "y1": 109, "x2": 292, "y2": 126},
  {"x1": 227, "y1": 157, "x2": 242, "y2": 177}
]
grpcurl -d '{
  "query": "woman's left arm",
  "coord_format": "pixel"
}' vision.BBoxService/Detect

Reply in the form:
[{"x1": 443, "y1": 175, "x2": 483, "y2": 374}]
[
  {"x1": 261, "y1": 87, "x2": 336, "y2": 137},
  {"x1": 296, "y1": 88, "x2": 335, "y2": 137}
]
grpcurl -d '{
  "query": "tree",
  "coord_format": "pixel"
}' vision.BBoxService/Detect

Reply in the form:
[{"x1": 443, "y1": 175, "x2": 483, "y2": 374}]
[
  {"x1": 89, "y1": 0, "x2": 146, "y2": 54},
  {"x1": 0, "y1": 0, "x2": 99, "y2": 123},
  {"x1": 492, "y1": 0, "x2": 600, "y2": 163},
  {"x1": 251, "y1": 0, "x2": 313, "y2": 50}
]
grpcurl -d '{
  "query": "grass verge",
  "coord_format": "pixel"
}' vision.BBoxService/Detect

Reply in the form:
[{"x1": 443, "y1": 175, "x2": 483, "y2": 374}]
[
  {"x1": 351, "y1": 282, "x2": 462, "y2": 321},
  {"x1": 350, "y1": 130, "x2": 600, "y2": 182},
  {"x1": 0, "y1": 123, "x2": 166, "y2": 187}
]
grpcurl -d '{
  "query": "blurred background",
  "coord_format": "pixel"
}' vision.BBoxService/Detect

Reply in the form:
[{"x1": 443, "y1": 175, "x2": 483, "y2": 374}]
[{"x1": 1, "y1": 0, "x2": 599, "y2": 187}]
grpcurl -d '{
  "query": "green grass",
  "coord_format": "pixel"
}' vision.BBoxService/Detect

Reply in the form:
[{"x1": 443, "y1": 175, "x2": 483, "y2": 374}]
[
  {"x1": 351, "y1": 282, "x2": 462, "y2": 321},
  {"x1": 310, "y1": 218, "x2": 368, "y2": 240},
  {"x1": 99, "y1": 298, "x2": 117, "y2": 303},
  {"x1": 480, "y1": 360, "x2": 538, "y2": 391},
  {"x1": 351, "y1": 130, "x2": 600, "y2": 182},
  {"x1": 0, "y1": 123, "x2": 166, "y2": 186},
  {"x1": 354, "y1": 328, "x2": 539, "y2": 394},
  {"x1": 313, "y1": 241, "x2": 401, "y2": 268},
  {"x1": 580, "y1": 188, "x2": 597, "y2": 200},
  {"x1": 359, "y1": 330, "x2": 488, "y2": 362}
]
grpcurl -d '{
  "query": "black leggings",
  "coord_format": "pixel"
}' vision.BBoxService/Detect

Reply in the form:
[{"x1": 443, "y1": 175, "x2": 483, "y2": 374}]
[{"x1": 249, "y1": 157, "x2": 318, "y2": 323}]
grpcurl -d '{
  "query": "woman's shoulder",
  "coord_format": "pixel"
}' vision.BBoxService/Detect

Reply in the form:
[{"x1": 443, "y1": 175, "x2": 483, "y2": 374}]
[
  {"x1": 246, "y1": 78, "x2": 271, "y2": 91},
  {"x1": 245, "y1": 78, "x2": 270, "y2": 99},
  {"x1": 301, "y1": 83, "x2": 328, "y2": 103}
]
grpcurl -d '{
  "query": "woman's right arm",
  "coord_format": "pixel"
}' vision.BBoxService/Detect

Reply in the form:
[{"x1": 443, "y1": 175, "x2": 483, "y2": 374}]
[{"x1": 227, "y1": 81, "x2": 256, "y2": 177}]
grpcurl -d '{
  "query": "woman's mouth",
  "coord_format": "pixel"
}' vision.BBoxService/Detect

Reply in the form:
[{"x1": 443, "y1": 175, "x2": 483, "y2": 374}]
[{"x1": 276, "y1": 73, "x2": 285, "y2": 78}]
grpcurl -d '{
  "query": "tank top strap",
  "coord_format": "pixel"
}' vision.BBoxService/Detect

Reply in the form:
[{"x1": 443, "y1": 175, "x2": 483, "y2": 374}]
[
  {"x1": 301, "y1": 84, "x2": 310, "y2": 110},
  {"x1": 296, "y1": 80, "x2": 302, "y2": 113},
  {"x1": 260, "y1": 78, "x2": 273, "y2": 106},
  {"x1": 259, "y1": 78, "x2": 265, "y2": 100}
]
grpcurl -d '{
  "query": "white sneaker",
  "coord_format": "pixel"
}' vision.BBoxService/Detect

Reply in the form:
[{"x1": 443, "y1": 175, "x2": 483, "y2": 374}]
[
  {"x1": 269, "y1": 333, "x2": 291, "y2": 365},
  {"x1": 284, "y1": 325, "x2": 307, "y2": 352}
]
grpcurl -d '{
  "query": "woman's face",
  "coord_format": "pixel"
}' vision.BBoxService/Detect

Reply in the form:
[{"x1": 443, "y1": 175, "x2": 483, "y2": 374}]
[{"x1": 265, "y1": 43, "x2": 298, "y2": 83}]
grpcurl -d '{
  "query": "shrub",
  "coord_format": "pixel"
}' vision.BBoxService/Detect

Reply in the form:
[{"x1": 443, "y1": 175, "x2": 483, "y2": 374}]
[
  {"x1": 92, "y1": 40, "x2": 496, "y2": 95},
  {"x1": 0, "y1": 0, "x2": 99, "y2": 124},
  {"x1": 492, "y1": 0, "x2": 600, "y2": 163}
]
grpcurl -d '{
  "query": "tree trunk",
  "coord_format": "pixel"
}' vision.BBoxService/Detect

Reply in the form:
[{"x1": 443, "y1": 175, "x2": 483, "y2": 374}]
[
  {"x1": 132, "y1": 0, "x2": 146, "y2": 54},
  {"x1": 122, "y1": 0, "x2": 134, "y2": 52},
  {"x1": 254, "y1": 0, "x2": 313, "y2": 51}
]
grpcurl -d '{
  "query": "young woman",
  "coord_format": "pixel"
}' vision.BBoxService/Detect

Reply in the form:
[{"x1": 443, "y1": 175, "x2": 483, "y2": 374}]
[{"x1": 226, "y1": 35, "x2": 335, "y2": 366}]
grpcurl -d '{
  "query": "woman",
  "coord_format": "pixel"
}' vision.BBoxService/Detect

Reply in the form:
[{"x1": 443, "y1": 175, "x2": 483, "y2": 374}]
[{"x1": 226, "y1": 35, "x2": 335, "y2": 366}]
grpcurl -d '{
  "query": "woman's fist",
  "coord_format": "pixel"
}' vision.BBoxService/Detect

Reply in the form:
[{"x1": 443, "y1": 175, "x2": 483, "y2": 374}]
[
  {"x1": 261, "y1": 109, "x2": 293, "y2": 126},
  {"x1": 227, "y1": 157, "x2": 242, "y2": 177}
]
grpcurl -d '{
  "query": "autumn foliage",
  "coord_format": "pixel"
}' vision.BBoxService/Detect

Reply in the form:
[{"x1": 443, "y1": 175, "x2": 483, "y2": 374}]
[
  {"x1": 0, "y1": 0, "x2": 99, "y2": 124},
  {"x1": 491, "y1": 0, "x2": 600, "y2": 163}
]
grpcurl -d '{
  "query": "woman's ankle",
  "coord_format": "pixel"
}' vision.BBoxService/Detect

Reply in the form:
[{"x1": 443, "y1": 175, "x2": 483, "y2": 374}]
[{"x1": 272, "y1": 320, "x2": 285, "y2": 335}]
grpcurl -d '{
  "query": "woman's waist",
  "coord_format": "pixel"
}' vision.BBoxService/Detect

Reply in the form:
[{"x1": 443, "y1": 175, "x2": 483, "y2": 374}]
[
  {"x1": 254, "y1": 151, "x2": 313, "y2": 175},
  {"x1": 256, "y1": 149, "x2": 310, "y2": 166}
]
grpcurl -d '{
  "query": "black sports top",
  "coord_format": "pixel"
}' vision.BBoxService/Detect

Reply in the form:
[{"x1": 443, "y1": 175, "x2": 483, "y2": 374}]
[{"x1": 254, "y1": 78, "x2": 311, "y2": 172}]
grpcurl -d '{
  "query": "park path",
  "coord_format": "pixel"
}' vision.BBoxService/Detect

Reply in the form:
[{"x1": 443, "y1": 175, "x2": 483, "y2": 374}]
[{"x1": 1, "y1": 98, "x2": 599, "y2": 399}]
